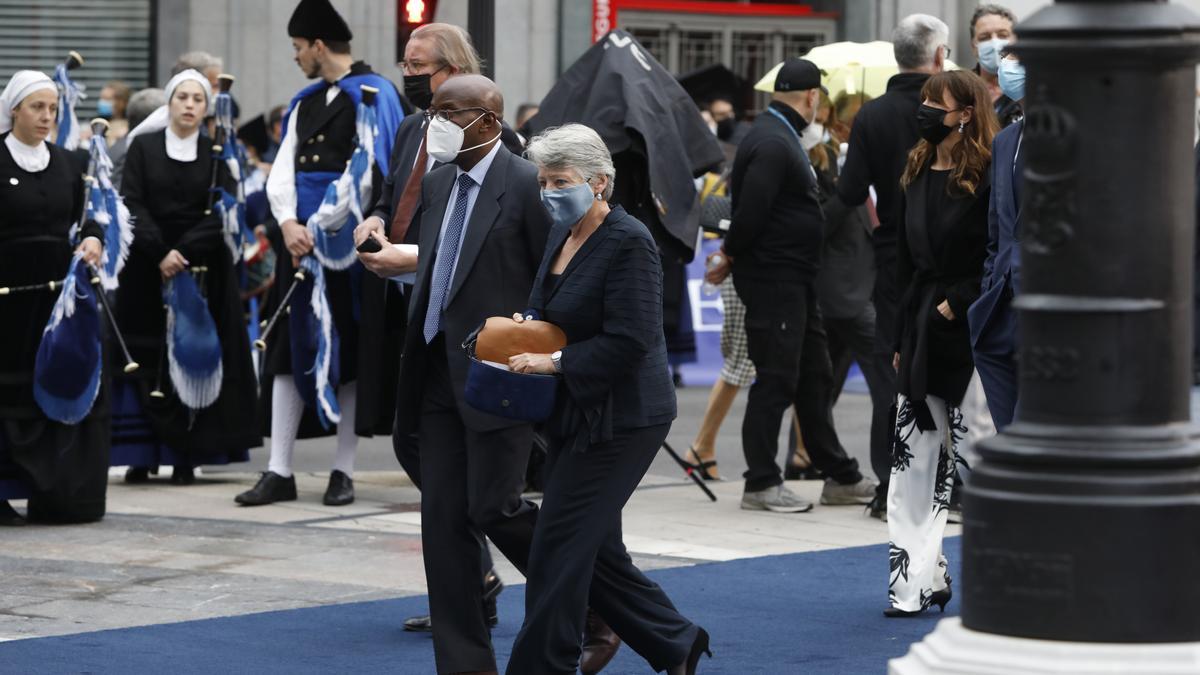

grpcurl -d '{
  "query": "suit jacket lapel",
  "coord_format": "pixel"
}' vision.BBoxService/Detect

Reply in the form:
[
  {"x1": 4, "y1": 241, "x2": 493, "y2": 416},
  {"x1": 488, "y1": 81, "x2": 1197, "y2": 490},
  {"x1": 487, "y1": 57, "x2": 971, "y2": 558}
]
[
  {"x1": 530, "y1": 225, "x2": 569, "y2": 312},
  {"x1": 1012, "y1": 123, "x2": 1024, "y2": 225},
  {"x1": 446, "y1": 148, "x2": 510, "y2": 307},
  {"x1": 408, "y1": 168, "x2": 455, "y2": 323},
  {"x1": 906, "y1": 171, "x2": 937, "y2": 268}
]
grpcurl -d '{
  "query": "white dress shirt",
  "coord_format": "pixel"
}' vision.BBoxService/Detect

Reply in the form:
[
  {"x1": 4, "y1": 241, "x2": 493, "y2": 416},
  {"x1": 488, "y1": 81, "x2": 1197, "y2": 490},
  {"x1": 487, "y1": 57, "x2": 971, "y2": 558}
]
[{"x1": 432, "y1": 140, "x2": 502, "y2": 289}]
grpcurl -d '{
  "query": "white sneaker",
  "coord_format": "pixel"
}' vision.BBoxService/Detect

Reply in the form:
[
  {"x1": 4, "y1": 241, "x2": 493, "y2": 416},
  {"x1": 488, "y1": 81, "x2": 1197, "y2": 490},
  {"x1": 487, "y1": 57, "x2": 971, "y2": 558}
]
[
  {"x1": 820, "y1": 477, "x2": 879, "y2": 505},
  {"x1": 741, "y1": 485, "x2": 814, "y2": 513}
]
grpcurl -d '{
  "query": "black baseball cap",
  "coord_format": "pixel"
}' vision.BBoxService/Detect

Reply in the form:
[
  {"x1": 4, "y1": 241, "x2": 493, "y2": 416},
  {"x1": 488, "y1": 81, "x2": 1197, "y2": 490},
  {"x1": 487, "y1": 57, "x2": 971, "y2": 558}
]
[{"x1": 774, "y1": 58, "x2": 828, "y2": 94}]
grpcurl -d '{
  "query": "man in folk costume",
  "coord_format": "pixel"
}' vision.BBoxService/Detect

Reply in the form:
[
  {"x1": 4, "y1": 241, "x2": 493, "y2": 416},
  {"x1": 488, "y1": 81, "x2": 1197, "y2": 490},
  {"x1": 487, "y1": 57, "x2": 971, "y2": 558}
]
[{"x1": 236, "y1": 0, "x2": 405, "y2": 507}]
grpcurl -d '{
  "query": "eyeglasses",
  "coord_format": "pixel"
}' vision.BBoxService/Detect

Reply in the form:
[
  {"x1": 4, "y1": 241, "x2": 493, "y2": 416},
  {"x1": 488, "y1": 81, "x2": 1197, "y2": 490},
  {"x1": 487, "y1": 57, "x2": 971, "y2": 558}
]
[
  {"x1": 400, "y1": 60, "x2": 447, "y2": 75},
  {"x1": 422, "y1": 107, "x2": 492, "y2": 123}
]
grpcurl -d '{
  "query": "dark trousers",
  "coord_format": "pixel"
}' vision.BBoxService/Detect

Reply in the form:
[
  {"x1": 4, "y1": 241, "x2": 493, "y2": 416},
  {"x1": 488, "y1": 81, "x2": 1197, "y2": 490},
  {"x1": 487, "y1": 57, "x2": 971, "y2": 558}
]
[
  {"x1": 972, "y1": 297, "x2": 1019, "y2": 431},
  {"x1": 825, "y1": 302, "x2": 896, "y2": 494},
  {"x1": 507, "y1": 423, "x2": 696, "y2": 674},
  {"x1": 735, "y1": 278, "x2": 861, "y2": 492},
  {"x1": 393, "y1": 428, "x2": 494, "y2": 580},
  {"x1": 418, "y1": 340, "x2": 538, "y2": 674}
]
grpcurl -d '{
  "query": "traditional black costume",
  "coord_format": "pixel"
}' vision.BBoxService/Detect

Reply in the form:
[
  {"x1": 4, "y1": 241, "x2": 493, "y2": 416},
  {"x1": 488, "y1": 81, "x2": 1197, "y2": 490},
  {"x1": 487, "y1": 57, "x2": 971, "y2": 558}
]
[
  {"x1": 0, "y1": 70, "x2": 110, "y2": 524},
  {"x1": 111, "y1": 70, "x2": 260, "y2": 480}
]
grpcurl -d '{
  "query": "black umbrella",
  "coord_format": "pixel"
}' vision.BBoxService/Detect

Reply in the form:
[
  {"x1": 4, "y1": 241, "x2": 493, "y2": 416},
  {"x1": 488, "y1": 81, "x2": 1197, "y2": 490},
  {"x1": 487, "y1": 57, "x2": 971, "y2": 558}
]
[
  {"x1": 678, "y1": 64, "x2": 745, "y2": 109},
  {"x1": 530, "y1": 30, "x2": 724, "y2": 260}
]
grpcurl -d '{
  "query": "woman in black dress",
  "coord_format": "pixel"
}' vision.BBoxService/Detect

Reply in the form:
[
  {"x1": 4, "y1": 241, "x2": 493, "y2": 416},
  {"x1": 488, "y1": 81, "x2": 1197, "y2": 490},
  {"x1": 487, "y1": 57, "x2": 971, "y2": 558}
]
[
  {"x1": 887, "y1": 70, "x2": 998, "y2": 616},
  {"x1": 112, "y1": 69, "x2": 260, "y2": 484},
  {"x1": 507, "y1": 124, "x2": 710, "y2": 675},
  {"x1": 0, "y1": 70, "x2": 108, "y2": 525}
]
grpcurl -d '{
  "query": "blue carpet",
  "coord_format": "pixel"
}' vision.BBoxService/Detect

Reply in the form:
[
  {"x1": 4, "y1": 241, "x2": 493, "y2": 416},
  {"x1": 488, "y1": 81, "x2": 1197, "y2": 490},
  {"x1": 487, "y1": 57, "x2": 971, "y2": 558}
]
[{"x1": 0, "y1": 539, "x2": 960, "y2": 674}]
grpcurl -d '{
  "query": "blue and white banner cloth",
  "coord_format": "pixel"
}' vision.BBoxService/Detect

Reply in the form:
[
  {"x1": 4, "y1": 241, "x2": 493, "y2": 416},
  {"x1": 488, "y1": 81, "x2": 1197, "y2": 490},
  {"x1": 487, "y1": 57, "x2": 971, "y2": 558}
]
[
  {"x1": 289, "y1": 256, "x2": 340, "y2": 428},
  {"x1": 164, "y1": 273, "x2": 223, "y2": 410},
  {"x1": 307, "y1": 94, "x2": 378, "y2": 271},
  {"x1": 211, "y1": 85, "x2": 254, "y2": 263},
  {"x1": 52, "y1": 62, "x2": 84, "y2": 151},
  {"x1": 84, "y1": 133, "x2": 133, "y2": 291},
  {"x1": 33, "y1": 255, "x2": 102, "y2": 424}
]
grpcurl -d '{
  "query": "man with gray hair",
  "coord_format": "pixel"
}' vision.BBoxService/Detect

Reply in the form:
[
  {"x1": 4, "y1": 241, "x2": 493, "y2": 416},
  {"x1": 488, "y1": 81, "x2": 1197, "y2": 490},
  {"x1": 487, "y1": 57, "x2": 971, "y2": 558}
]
[
  {"x1": 172, "y1": 50, "x2": 223, "y2": 90},
  {"x1": 110, "y1": 87, "x2": 166, "y2": 189},
  {"x1": 836, "y1": 13, "x2": 948, "y2": 521}
]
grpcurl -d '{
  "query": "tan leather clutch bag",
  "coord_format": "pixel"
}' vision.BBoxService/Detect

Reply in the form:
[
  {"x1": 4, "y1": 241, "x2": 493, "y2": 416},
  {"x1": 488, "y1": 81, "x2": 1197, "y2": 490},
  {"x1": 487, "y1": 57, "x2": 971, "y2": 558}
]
[{"x1": 475, "y1": 316, "x2": 567, "y2": 363}]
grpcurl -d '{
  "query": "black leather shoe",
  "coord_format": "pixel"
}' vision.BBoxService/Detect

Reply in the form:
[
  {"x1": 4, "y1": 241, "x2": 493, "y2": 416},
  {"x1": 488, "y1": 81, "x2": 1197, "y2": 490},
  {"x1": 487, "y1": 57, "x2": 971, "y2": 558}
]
[
  {"x1": 124, "y1": 467, "x2": 150, "y2": 484},
  {"x1": 403, "y1": 569, "x2": 504, "y2": 632},
  {"x1": 323, "y1": 470, "x2": 355, "y2": 506},
  {"x1": 170, "y1": 466, "x2": 195, "y2": 486},
  {"x1": 0, "y1": 500, "x2": 26, "y2": 526},
  {"x1": 235, "y1": 472, "x2": 297, "y2": 506}
]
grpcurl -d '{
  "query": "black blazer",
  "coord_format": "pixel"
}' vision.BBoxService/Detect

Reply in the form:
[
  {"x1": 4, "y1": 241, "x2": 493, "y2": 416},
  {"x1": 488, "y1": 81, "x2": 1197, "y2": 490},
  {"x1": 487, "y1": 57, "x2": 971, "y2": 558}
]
[
  {"x1": 813, "y1": 145, "x2": 876, "y2": 319},
  {"x1": 395, "y1": 145, "x2": 553, "y2": 434},
  {"x1": 895, "y1": 164, "x2": 991, "y2": 417},
  {"x1": 369, "y1": 113, "x2": 426, "y2": 243},
  {"x1": 528, "y1": 206, "x2": 677, "y2": 451}
]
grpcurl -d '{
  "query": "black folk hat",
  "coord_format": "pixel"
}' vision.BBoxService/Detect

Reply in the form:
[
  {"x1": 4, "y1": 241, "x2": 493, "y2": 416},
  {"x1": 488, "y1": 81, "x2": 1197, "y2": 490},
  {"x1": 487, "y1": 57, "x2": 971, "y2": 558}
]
[
  {"x1": 774, "y1": 58, "x2": 828, "y2": 95},
  {"x1": 288, "y1": 0, "x2": 353, "y2": 43}
]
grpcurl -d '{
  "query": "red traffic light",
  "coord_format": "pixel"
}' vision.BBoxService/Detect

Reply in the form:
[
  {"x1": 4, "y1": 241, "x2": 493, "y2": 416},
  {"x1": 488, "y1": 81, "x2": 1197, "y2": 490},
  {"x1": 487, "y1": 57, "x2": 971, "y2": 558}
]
[{"x1": 400, "y1": 0, "x2": 435, "y2": 26}]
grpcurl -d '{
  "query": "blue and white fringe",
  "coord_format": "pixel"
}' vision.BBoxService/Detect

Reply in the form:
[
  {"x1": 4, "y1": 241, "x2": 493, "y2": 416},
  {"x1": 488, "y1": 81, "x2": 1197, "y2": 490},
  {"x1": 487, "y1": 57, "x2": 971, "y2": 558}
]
[
  {"x1": 52, "y1": 63, "x2": 84, "y2": 151},
  {"x1": 308, "y1": 98, "x2": 377, "y2": 271},
  {"x1": 164, "y1": 274, "x2": 223, "y2": 410},
  {"x1": 301, "y1": 256, "x2": 341, "y2": 427},
  {"x1": 85, "y1": 134, "x2": 133, "y2": 290}
]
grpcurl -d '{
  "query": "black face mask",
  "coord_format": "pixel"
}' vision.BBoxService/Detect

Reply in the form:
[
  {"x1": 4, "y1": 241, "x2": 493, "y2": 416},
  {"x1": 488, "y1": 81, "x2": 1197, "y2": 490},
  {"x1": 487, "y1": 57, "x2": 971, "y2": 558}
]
[
  {"x1": 403, "y1": 73, "x2": 435, "y2": 110},
  {"x1": 716, "y1": 117, "x2": 736, "y2": 141},
  {"x1": 916, "y1": 104, "x2": 957, "y2": 145}
]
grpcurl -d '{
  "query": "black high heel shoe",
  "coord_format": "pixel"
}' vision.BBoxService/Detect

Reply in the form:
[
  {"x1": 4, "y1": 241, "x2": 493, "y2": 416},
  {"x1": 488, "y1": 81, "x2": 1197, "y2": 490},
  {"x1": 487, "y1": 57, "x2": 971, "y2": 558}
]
[
  {"x1": 683, "y1": 446, "x2": 721, "y2": 481},
  {"x1": 669, "y1": 627, "x2": 712, "y2": 675},
  {"x1": 883, "y1": 588, "x2": 952, "y2": 618}
]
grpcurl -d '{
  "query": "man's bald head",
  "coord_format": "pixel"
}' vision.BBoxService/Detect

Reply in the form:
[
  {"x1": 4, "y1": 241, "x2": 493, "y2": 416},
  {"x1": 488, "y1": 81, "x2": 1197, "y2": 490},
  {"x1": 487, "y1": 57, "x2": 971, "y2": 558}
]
[{"x1": 432, "y1": 74, "x2": 504, "y2": 119}]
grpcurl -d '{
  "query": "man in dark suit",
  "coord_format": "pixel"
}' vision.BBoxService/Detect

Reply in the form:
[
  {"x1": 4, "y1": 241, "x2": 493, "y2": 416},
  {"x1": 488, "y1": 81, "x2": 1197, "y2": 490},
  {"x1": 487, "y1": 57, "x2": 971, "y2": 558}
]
[
  {"x1": 392, "y1": 74, "x2": 551, "y2": 675},
  {"x1": 969, "y1": 54, "x2": 1025, "y2": 431}
]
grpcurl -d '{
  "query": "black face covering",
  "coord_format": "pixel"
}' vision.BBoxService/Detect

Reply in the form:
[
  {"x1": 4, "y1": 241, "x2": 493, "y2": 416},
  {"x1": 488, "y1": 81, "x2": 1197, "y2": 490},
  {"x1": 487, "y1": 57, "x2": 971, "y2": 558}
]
[
  {"x1": 716, "y1": 117, "x2": 736, "y2": 141},
  {"x1": 403, "y1": 73, "x2": 434, "y2": 110},
  {"x1": 916, "y1": 104, "x2": 957, "y2": 145}
]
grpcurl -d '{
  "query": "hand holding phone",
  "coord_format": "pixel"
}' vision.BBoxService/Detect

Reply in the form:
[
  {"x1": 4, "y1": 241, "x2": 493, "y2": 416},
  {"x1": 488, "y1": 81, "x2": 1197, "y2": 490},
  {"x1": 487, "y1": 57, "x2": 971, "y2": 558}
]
[{"x1": 356, "y1": 236, "x2": 383, "y2": 254}]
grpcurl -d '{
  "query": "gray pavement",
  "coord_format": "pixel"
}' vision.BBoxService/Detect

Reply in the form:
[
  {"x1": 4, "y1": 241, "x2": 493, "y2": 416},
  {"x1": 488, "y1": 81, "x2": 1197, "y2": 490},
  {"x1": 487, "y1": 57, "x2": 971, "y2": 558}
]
[{"x1": 0, "y1": 387, "x2": 896, "y2": 644}]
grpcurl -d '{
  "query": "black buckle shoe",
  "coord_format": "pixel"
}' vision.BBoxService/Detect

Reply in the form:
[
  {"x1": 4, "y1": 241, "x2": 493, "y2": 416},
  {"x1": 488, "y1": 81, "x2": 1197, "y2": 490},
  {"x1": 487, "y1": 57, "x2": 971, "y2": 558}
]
[
  {"x1": 170, "y1": 466, "x2": 195, "y2": 486},
  {"x1": 235, "y1": 472, "x2": 297, "y2": 506},
  {"x1": 322, "y1": 470, "x2": 355, "y2": 506}
]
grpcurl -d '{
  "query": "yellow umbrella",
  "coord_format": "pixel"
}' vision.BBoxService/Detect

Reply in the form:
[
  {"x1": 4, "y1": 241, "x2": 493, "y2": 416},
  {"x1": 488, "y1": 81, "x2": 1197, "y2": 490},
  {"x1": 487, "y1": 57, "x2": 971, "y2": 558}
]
[{"x1": 754, "y1": 41, "x2": 959, "y2": 100}]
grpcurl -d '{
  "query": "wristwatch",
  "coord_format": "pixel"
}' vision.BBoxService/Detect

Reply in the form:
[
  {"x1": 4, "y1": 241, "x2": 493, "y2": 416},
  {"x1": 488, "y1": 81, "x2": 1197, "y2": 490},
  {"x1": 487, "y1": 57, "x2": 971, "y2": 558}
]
[{"x1": 551, "y1": 350, "x2": 563, "y2": 374}]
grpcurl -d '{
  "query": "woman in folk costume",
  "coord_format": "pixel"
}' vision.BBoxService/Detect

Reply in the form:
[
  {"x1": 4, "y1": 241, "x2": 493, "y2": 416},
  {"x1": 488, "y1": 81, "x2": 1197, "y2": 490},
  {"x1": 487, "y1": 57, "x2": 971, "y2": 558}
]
[
  {"x1": 887, "y1": 70, "x2": 998, "y2": 616},
  {"x1": 111, "y1": 69, "x2": 260, "y2": 485},
  {"x1": 236, "y1": 0, "x2": 404, "y2": 508},
  {"x1": 0, "y1": 70, "x2": 109, "y2": 525}
]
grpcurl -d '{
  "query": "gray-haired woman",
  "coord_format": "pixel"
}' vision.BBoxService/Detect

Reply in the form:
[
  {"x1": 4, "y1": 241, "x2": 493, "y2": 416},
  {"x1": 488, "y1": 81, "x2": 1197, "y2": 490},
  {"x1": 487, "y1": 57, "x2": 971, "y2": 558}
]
[{"x1": 505, "y1": 124, "x2": 711, "y2": 675}]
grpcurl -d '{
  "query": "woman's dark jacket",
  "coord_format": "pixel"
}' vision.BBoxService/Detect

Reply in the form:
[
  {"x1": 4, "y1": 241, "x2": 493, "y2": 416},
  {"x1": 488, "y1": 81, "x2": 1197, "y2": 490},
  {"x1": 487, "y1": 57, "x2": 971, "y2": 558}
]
[
  {"x1": 895, "y1": 162, "x2": 991, "y2": 429},
  {"x1": 527, "y1": 205, "x2": 676, "y2": 452}
]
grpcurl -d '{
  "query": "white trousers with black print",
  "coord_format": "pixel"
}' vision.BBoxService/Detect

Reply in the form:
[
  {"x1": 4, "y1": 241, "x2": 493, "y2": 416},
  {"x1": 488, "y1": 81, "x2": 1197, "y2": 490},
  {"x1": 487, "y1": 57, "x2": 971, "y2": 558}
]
[{"x1": 886, "y1": 393, "x2": 965, "y2": 611}]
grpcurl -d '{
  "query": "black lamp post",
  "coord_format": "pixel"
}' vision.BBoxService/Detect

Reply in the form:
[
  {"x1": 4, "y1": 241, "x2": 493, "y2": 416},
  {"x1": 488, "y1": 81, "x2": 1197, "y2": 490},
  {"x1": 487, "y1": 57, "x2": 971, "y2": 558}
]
[
  {"x1": 895, "y1": 0, "x2": 1200, "y2": 670},
  {"x1": 468, "y1": 0, "x2": 495, "y2": 80}
]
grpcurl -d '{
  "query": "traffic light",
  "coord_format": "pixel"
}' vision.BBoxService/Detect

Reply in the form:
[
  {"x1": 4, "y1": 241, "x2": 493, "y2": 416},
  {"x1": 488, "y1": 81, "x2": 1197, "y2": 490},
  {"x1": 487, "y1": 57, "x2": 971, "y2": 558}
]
[{"x1": 397, "y1": 0, "x2": 437, "y2": 62}]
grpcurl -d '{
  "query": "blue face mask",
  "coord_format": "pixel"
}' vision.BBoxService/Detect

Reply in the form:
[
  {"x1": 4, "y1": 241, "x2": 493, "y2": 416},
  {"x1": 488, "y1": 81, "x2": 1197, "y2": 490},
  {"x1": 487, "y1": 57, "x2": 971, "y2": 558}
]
[
  {"x1": 998, "y1": 59, "x2": 1026, "y2": 102},
  {"x1": 96, "y1": 99, "x2": 114, "y2": 119},
  {"x1": 540, "y1": 180, "x2": 597, "y2": 229},
  {"x1": 976, "y1": 38, "x2": 1009, "y2": 74}
]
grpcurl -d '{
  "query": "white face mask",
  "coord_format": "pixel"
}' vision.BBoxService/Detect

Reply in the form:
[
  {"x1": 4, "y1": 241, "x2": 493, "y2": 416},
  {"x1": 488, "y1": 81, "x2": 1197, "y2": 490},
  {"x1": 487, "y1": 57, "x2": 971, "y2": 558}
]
[
  {"x1": 425, "y1": 111, "x2": 501, "y2": 164},
  {"x1": 801, "y1": 122, "x2": 824, "y2": 151}
]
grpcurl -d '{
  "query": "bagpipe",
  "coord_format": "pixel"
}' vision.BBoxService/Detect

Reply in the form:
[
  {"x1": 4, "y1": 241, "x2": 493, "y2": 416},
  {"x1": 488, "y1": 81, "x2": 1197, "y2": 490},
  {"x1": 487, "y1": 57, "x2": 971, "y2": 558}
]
[
  {"x1": 255, "y1": 84, "x2": 383, "y2": 429},
  {"x1": 146, "y1": 75, "x2": 252, "y2": 409},
  {"x1": 11, "y1": 116, "x2": 140, "y2": 424}
]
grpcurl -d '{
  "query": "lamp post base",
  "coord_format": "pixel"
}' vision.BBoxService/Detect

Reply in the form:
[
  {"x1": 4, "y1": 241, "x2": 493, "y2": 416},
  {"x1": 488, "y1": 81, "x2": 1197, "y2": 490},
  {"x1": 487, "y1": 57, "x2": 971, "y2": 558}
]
[{"x1": 890, "y1": 618, "x2": 1200, "y2": 675}]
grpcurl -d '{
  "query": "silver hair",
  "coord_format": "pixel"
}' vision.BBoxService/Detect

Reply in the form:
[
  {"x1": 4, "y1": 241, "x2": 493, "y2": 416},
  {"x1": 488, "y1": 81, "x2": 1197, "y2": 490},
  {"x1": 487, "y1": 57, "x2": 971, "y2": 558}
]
[
  {"x1": 524, "y1": 124, "x2": 615, "y2": 200},
  {"x1": 126, "y1": 87, "x2": 166, "y2": 129},
  {"x1": 171, "y1": 51, "x2": 223, "y2": 76},
  {"x1": 892, "y1": 14, "x2": 950, "y2": 71}
]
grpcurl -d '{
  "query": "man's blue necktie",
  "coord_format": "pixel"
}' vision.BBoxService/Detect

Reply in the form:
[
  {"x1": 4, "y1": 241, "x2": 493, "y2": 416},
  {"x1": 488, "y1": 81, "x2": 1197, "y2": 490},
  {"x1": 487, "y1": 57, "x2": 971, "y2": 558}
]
[{"x1": 423, "y1": 173, "x2": 475, "y2": 343}]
